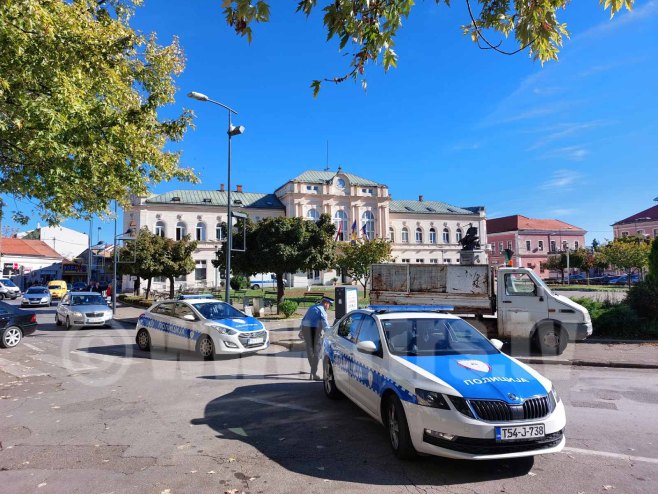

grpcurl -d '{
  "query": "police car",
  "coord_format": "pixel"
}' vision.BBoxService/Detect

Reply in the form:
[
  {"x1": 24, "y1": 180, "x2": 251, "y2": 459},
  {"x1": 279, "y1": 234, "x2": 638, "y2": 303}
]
[
  {"x1": 322, "y1": 306, "x2": 566, "y2": 460},
  {"x1": 135, "y1": 296, "x2": 269, "y2": 360}
]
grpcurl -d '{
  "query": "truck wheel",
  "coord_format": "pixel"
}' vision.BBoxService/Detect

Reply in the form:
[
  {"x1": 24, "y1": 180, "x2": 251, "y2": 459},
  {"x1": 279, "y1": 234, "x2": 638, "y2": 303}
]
[
  {"x1": 385, "y1": 395, "x2": 417, "y2": 460},
  {"x1": 535, "y1": 322, "x2": 567, "y2": 356}
]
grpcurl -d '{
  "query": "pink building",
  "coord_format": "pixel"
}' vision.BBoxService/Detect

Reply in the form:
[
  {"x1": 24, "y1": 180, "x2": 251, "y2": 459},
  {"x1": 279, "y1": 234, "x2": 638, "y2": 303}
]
[
  {"x1": 612, "y1": 199, "x2": 658, "y2": 240},
  {"x1": 487, "y1": 215, "x2": 586, "y2": 278}
]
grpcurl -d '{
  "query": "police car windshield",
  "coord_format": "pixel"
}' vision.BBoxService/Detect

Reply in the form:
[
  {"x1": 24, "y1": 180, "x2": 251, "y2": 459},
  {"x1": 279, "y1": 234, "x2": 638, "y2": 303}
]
[
  {"x1": 381, "y1": 317, "x2": 497, "y2": 356},
  {"x1": 192, "y1": 302, "x2": 244, "y2": 320}
]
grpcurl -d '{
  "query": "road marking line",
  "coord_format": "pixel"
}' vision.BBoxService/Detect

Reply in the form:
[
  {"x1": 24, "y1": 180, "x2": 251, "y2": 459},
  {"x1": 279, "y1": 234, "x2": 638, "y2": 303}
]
[
  {"x1": 23, "y1": 343, "x2": 43, "y2": 352},
  {"x1": 243, "y1": 397, "x2": 318, "y2": 413},
  {"x1": 563, "y1": 447, "x2": 658, "y2": 465},
  {"x1": 0, "y1": 357, "x2": 48, "y2": 377},
  {"x1": 33, "y1": 354, "x2": 96, "y2": 372}
]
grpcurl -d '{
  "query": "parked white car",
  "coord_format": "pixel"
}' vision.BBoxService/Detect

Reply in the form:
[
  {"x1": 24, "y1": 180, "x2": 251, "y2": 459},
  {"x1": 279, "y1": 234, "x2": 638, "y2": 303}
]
[
  {"x1": 55, "y1": 292, "x2": 113, "y2": 329},
  {"x1": 135, "y1": 296, "x2": 269, "y2": 360},
  {"x1": 323, "y1": 306, "x2": 566, "y2": 460},
  {"x1": 0, "y1": 278, "x2": 21, "y2": 300}
]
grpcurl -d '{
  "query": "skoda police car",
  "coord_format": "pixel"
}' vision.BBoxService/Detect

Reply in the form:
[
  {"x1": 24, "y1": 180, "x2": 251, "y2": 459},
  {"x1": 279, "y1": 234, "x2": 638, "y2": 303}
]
[
  {"x1": 135, "y1": 295, "x2": 269, "y2": 360},
  {"x1": 322, "y1": 306, "x2": 566, "y2": 460}
]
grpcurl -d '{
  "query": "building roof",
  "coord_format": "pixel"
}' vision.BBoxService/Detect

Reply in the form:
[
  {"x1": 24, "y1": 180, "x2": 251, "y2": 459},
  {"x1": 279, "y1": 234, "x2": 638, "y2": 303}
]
[
  {"x1": 288, "y1": 170, "x2": 383, "y2": 187},
  {"x1": 611, "y1": 204, "x2": 658, "y2": 226},
  {"x1": 389, "y1": 200, "x2": 478, "y2": 215},
  {"x1": 487, "y1": 215, "x2": 586, "y2": 234},
  {"x1": 0, "y1": 238, "x2": 63, "y2": 258},
  {"x1": 145, "y1": 190, "x2": 285, "y2": 210}
]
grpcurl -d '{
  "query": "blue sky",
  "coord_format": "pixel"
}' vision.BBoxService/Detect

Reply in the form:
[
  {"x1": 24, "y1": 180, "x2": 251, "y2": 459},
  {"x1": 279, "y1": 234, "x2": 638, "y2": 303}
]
[{"x1": 5, "y1": 0, "x2": 658, "y2": 245}]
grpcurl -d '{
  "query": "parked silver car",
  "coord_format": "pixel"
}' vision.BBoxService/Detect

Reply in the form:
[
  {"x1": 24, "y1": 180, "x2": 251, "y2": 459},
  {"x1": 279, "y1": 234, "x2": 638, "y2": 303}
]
[
  {"x1": 55, "y1": 291, "x2": 113, "y2": 329},
  {"x1": 21, "y1": 286, "x2": 52, "y2": 307}
]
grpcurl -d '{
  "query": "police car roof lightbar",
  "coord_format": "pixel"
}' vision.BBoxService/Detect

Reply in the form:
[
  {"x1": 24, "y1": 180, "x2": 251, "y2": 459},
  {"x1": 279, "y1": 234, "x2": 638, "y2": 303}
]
[
  {"x1": 368, "y1": 305, "x2": 455, "y2": 313},
  {"x1": 177, "y1": 294, "x2": 216, "y2": 300}
]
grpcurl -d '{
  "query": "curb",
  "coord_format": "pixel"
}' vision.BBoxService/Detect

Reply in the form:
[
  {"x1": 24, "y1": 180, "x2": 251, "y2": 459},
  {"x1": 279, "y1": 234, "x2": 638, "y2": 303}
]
[{"x1": 517, "y1": 357, "x2": 658, "y2": 370}]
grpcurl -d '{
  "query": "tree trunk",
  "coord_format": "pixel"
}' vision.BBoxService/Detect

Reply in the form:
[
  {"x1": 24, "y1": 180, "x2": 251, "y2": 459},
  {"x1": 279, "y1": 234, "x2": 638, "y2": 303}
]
[
  {"x1": 168, "y1": 276, "x2": 175, "y2": 299},
  {"x1": 146, "y1": 277, "x2": 152, "y2": 299},
  {"x1": 276, "y1": 272, "x2": 285, "y2": 315}
]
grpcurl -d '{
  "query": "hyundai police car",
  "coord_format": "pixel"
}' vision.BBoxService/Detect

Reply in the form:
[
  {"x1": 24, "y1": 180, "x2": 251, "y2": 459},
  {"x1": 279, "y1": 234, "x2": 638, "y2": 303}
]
[
  {"x1": 322, "y1": 306, "x2": 566, "y2": 460},
  {"x1": 135, "y1": 296, "x2": 269, "y2": 359}
]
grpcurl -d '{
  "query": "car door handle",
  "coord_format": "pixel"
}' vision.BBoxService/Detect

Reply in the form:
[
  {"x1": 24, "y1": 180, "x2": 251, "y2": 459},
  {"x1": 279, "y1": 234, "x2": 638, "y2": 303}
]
[{"x1": 502, "y1": 300, "x2": 512, "y2": 303}]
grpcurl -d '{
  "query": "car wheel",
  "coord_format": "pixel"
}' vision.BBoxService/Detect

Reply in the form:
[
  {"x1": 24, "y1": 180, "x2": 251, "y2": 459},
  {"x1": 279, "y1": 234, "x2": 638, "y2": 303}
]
[
  {"x1": 55, "y1": 313, "x2": 62, "y2": 326},
  {"x1": 535, "y1": 322, "x2": 567, "y2": 356},
  {"x1": 66, "y1": 316, "x2": 74, "y2": 331},
  {"x1": 197, "y1": 335, "x2": 215, "y2": 361},
  {"x1": 136, "y1": 329, "x2": 151, "y2": 351},
  {"x1": 251, "y1": 284, "x2": 260, "y2": 290},
  {"x1": 0, "y1": 326, "x2": 23, "y2": 348},
  {"x1": 0, "y1": 293, "x2": 4, "y2": 300},
  {"x1": 385, "y1": 395, "x2": 417, "y2": 460},
  {"x1": 323, "y1": 358, "x2": 342, "y2": 399}
]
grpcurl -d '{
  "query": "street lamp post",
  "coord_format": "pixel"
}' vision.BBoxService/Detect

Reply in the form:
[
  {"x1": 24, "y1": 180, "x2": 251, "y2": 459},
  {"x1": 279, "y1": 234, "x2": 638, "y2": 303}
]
[{"x1": 187, "y1": 91, "x2": 245, "y2": 304}]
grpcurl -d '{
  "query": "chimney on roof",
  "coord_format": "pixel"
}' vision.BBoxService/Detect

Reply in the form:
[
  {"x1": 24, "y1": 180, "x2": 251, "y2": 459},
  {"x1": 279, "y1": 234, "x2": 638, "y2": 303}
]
[
  {"x1": 219, "y1": 183, "x2": 225, "y2": 192},
  {"x1": 419, "y1": 195, "x2": 423, "y2": 202},
  {"x1": 236, "y1": 184, "x2": 243, "y2": 193}
]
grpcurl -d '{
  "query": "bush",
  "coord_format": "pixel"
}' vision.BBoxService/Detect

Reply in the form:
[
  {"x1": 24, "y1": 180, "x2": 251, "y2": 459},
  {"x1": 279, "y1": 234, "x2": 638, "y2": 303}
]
[
  {"x1": 279, "y1": 299, "x2": 298, "y2": 318},
  {"x1": 626, "y1": 280, "x2": 658, "y2": 320},
  {"x1": 230, "y1": 276, "x2": 248, "y2": 290},
  {"x1": 569, "y1": 296, "x2": 658, "y2": 339}
]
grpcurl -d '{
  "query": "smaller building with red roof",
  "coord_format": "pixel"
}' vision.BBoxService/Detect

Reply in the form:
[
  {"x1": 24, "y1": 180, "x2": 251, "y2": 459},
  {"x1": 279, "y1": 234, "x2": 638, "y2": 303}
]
[
  {"x1": 487, "y1": 215, "x2": 586, "y2": 278},
  {"x1": 0, "y1": 238, "x2": 64, "y2": 288},
  {"x1": 611, "y1": 199, "x2": 658, "y2": 240}
]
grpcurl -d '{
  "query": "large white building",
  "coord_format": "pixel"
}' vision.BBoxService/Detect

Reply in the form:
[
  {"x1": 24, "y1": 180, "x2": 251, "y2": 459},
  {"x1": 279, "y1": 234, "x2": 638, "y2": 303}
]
[{"x1": 124, "y1": 168, "x2": 487, "y2": 290}]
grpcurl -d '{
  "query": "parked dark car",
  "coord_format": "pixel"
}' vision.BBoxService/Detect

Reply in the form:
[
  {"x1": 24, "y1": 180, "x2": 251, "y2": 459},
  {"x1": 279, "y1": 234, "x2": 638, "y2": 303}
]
[{"x1": 0, "y1": 301, "x2": 38, "y2": 348}]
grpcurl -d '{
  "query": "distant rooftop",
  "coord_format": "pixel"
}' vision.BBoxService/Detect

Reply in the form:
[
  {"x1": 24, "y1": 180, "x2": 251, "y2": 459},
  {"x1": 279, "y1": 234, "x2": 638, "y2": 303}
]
[
  {"x1": 288, "y1": 170, "x2": 383, "y2": 187},
  {"x1": 612, "y1": 204, "x2": 658, "y2": 226},
  {"x1": 488, "y1": 215, "x2": 586, "y2": 234},
  {"x1": 389, "y1": 200, "x2": 478, "y2": 215},
  {"x1": 145, "y1": 190, "x2": 285, "y2": 210}
]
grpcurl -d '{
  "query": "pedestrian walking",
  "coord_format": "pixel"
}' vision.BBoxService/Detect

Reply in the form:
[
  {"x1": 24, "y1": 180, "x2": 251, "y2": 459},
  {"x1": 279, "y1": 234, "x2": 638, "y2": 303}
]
[
  {"x1": 105, "y1": 283, "x2": 112, "y2": 301},
  {"x1": 300, "y1": 296, "x2": 333, "y2": 381}
]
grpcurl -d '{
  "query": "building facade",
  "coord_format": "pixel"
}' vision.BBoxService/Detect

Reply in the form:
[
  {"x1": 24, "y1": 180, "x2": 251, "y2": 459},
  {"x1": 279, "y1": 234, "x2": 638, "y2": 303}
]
[
  {"x1": 0, "y1": 238, "x2": 64, "y2": 289},
  {"x1": 612, "y1": 199, "x2": 658, "y2": 240},
  {"x1": 124, "y1": 168, "x2": 487, "y2": 290},
  {"x1": 487, "y1": 215, "x2": 587, "y2": 278}
]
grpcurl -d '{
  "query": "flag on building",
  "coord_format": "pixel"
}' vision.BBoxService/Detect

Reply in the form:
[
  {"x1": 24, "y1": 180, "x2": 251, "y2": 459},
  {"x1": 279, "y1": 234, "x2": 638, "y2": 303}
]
[
  {"x1": 351, "y1": 220, "x2": 357, "y2": 241},
  {"x1": 335, "y1": 220, "x2": 343, "y2": 241},
  {"x1": 361, "y1": 223, "x2": 368, "y2": 240}
]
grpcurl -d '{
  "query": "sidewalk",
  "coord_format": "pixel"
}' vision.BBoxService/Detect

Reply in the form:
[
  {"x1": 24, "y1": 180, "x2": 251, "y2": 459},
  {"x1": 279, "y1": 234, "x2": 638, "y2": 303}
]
[{"x1": 112, "y1": 302, "x2": 658, "y2": 370}]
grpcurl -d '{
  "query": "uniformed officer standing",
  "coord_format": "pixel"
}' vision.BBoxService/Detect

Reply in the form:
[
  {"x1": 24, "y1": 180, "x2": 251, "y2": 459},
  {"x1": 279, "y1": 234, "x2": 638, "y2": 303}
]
[{"x1": 300, "y1": 296, "x2": 333, "y2": 381}]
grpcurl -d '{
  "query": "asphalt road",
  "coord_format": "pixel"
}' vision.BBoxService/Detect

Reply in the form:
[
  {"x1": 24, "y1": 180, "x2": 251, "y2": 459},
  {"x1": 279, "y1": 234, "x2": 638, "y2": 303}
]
[{"x1": 0, "y1": 302, "x2": 656, "y2": 494}]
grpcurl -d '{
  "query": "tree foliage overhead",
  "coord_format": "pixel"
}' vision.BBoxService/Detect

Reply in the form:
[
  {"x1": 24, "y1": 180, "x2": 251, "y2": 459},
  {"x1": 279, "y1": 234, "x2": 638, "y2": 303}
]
[
  {"x1": 0, "y1": 0, "x2": 197, "y2": 225},
  {"x1": 221, "y1": 0, "x2": 634, "y2": 95},
  {"x1": 336, "y1": 237, "x2": 392, "y2": 291},
  {"x1": 599, "y1": 236, "x2": 650, "y2": 285}
]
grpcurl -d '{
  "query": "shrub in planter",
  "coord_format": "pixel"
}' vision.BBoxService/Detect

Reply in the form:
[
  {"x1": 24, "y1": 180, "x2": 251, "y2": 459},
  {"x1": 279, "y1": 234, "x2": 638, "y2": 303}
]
[
  {"x1": 593, "y1": 303, "x2": 642, "y2": 338},
  {"x1": 626, "y1": 280, "x2": 658, "y2": 320},
  {"x1": 279, "y1": 299, "x2": 298, "y2": 318},
  {"x1": 230, "y1": 276, "x2": 248, "y2": 290}
]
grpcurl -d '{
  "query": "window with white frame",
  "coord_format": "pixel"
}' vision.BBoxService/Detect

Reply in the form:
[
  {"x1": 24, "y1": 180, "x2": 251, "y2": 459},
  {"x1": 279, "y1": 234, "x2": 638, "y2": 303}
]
[
  {"x1": 429, "y1": 228, "x2": 437, "y2": 244},
  {"x1": 388, "y1": 227, "x2": 395, "y2": 242},
  {"x1": 499, "y1": 242, "x2": 504, "y2": 253},
  {"x1": 402, "y1": 227, "x2": 409, "y2": 243},
  {"x1": 507, "y1": 240, "x2": 512, "y2": 249},
  {"x1": 154, "y1": 221, "x2": 165, "y2": 237},
  {"x1": 442, "y1": 228, "x2": 450, "y2": 243},
  {"x1": 456, "y1": 228, "x2": 463, "y2": 243},
  {"x1": 538, "y1": 240, "x2": 544, "y2": 251},
  {"x1": 176, "y1": 222, "x2": 186, "y2": 241},
  {"x1": 415, "y1": 227, "x2": 423, "y2": 244},
  {"x1": 416, "y1": 259, "x2": 424, "y2": 263},
  {"x1": 361, "y1": 188, "x2": 374, "y2": 195},
  {"x1": 526, "y1": 240, "x2": 532, "y2": 251},
  {"x1": 362, "y1": 211, "x2": 375, "y2": 240},
  {"x1": 215, "y1": 223, "x2": 223, "y2": 241},
  {"x1": 654, "y1": 229, "x2": 658, "y2": 237},
  {"x1": 334, "y1": 210, "x2": 348, "y2": 241},
  {"x1": 550, "y1": 240, "x2": 557, "y2": 252},
  {"x1": 196, "y1": 222, "x2": 206, "y2": 241},
  {"x1": 429, "y1": 259, "x2": 438, "y2": 264},
  {"x1": 195, "y1": 260, "x2": 206, "y2": 281},
  {"x1": 306, "y1": 185, "x2": 319, "y2": 193},
  {"x1": 574, "y1": 240, "x2": 579, "y2": 249},
  {"x1": 401, "y1": 258, "x2": 410, "y2": 263},
  {"x1": 307, "y1": 208, "x2": 320, "y2": 221},
  {"x1": 621, "y1": 231, "x2": 628, "y2": 237},
  {"x1": 445, "y1": 258, "x2": 452, "y2": 263}
]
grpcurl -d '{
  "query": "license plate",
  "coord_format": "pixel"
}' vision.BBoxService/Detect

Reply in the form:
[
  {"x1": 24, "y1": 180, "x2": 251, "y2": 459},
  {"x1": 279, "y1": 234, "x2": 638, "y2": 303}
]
[
  {"x1": 496, "y1": 424, "x2": 545, "y2": 441},
  {"x1": 88, "y1": 318, "x2": 102, "y2": 323},
  {"x1": 247, "y1": 337, "x2": 264, "y2": 345}
]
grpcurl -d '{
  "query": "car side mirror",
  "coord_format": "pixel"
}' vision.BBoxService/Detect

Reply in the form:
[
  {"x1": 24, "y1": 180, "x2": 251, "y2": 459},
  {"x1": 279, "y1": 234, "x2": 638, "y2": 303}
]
[
  {"x1": 490, "y1": 338, "x2": 504, "y2": 351},
  {"x1": 183, "y1": 314, "x2": 196, "y2": 321},
  {"x1": 536, "y1": 286, "x2": 544, "y2": 300},
  {"x1": 356, "y1": 340, "x2": 378, "y2": 354}
]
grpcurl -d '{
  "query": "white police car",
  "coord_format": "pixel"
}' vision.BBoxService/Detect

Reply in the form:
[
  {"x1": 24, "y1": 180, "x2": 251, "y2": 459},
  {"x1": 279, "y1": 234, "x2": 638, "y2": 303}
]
[
  {"x1": 322, "y1": 306, "x2": 566, "y2": 460},
  {"x1": 135, "y1": 296, "x2": 269, "y2": 360}
]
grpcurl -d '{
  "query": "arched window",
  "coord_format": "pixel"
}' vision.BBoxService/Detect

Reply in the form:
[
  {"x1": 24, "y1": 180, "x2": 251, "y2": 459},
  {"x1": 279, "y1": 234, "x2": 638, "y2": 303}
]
[
  {"x1": 456, "y1": 228, "x2": 463, "y2": 243},
  {"x1": 196, "y1": 222, "x2": 206, "y2": 241},
  {"x1": 334, "y1": 210, "x2": 348, "y2": 241},
  {"x1": 401, "y1": 227, "x2": 409, "y2": 243},
  {"x1": 415, "y1": 227, "x2": 423, "y2": 244},
  {"x1": 215, "y1": 223, "x2": 223, "y2": 241},
  {"x1": 307, "y1": 208, "x2": 320, "y2": 221},
  {"x1": 154, "y1": 221, "x2": 165, "y2": 238},
  {"x1": 362, "y1": 211, "x2": 375, "y2": 240},
  {"x1": 388, "y1": 227, "x2": 395, "y2": 243},
  {"x1": 442, "y1": 228, "x2": 450, "y2": 243},
  {"x1": 429, "y1": 228, "x2": 436, "y2": 244},
  {"x1": 176, "y1": 222, "x2": 186, "y2": 241}
]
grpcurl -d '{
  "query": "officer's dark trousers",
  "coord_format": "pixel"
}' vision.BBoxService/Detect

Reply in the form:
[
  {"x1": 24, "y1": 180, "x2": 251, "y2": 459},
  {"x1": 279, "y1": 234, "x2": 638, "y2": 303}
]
[{"x1": 301, "y1": 326, "x2": 323, "y2": 376}]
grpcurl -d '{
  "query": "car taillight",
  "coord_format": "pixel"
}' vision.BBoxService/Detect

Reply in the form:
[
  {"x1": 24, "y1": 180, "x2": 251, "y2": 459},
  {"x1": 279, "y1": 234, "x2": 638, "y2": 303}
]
[{"x1": 30, "y1": 314, "x2": 37, "y2": 323}]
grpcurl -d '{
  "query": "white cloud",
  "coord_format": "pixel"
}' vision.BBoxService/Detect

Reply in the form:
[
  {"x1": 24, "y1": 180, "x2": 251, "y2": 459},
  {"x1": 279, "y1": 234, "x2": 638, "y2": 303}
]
[
  {"x1": 549, "y1": 208, "x2": 576, "y2": 216},
  {"x1": 540, "y1": 145, "x2": 590, "y2": 161},
  {"x1": 539, "y1": 170, "x2": 581, "y2": 190}
]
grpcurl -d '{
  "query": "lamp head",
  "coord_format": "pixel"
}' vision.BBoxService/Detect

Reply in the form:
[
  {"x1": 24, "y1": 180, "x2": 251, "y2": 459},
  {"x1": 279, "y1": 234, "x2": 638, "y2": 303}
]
[
  {"x1": 187, "y1": 91, "x2": 209, "y2": 102},
  {"x1": 228, "y1": 124, "x2": 245, "y2": 137}
]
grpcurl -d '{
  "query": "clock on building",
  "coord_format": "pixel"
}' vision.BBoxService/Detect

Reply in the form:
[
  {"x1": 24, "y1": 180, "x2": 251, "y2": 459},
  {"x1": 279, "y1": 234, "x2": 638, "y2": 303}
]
[{"x1": 336, "y1": 178, "x2": 346, "y2": 189}]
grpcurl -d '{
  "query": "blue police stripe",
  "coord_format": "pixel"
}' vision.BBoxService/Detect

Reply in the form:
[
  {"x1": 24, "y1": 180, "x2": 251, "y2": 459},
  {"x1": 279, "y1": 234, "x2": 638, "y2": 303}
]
[
  {"x1": 399, "y1": 354, "x2": 548, "y2": 402},
  {"x1": 209, "y1": 317, "x2": 264, "y2": 332},
  {"x1": 138, "y1": 315, "x2": 202, "y2": 342}
]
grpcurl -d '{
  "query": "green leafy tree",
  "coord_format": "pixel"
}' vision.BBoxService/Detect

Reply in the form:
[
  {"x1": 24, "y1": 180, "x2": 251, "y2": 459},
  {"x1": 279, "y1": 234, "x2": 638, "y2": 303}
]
[
  {"x1": 117, "y1": 227, "x2": 165, "y2": 299},
  {"x1": 161, "y1": 235, "x2": 197, "y2": 298},
  {"x1": 336, "y1": 238, "x2": 392, "y2": 291},
  {"x1": 214, "y1": 215, "x2": 336, "y2": 309},
  {"x1": 599, "y1": 237, "x2": 650, "y2": 288},
  {"x1": 541, "y1": 255, "x2": 566, "y2": 283},
  {"x1": 0, "y1": 0, "x2": 196, "y2": 224},
  {"x1": 647, "y1": 236, "x2": 658, "y2": 284},
  {"x1": 221, "y1": 0, "x2": 634, "y2": 95}
]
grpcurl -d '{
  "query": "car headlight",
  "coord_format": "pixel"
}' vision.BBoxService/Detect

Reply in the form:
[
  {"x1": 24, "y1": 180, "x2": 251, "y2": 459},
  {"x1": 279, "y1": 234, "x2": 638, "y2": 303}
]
[
  {"x1": 41, "y1": 297, "x2": 49, "y2": 302},
  {"x1": 207, "y1": 324, "x2": 237, "y2": 336},
  {"x1": 549, "y1": 386, "x2": 560, "y2": 411},
  {"x1": 72, "y1": 311, "x2": 84, "y2": 318},
  {"x1": 447, "y1": 395, "x2": 475, "y2": 418},
  {"x1": 415, "y1": 389, "x2": 450, "y2": 409},
  {"x1": 22, "y1": 297, "x2": 29, "y2": 302}
]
